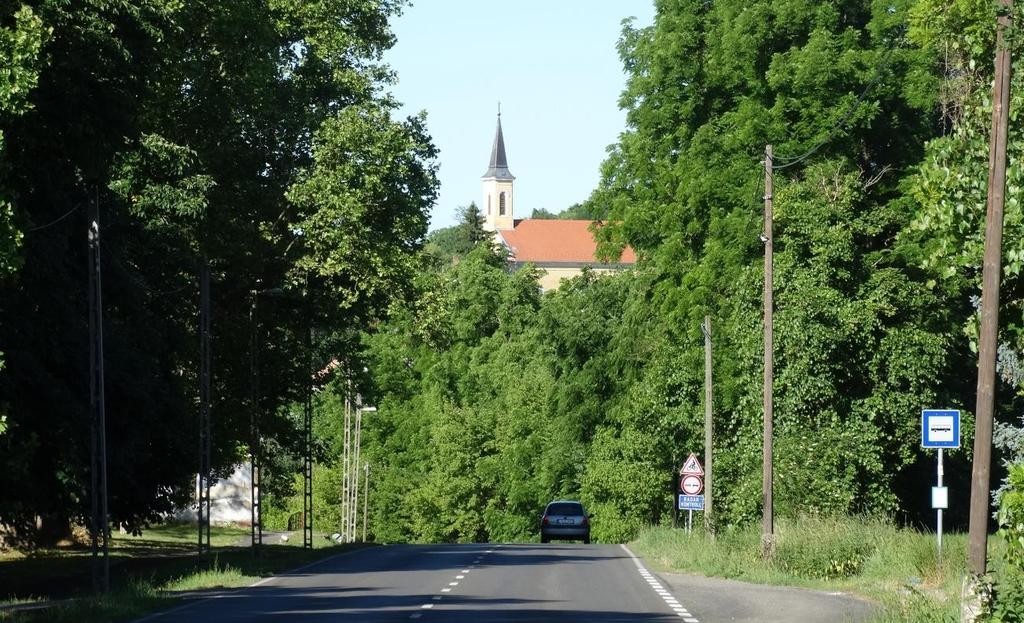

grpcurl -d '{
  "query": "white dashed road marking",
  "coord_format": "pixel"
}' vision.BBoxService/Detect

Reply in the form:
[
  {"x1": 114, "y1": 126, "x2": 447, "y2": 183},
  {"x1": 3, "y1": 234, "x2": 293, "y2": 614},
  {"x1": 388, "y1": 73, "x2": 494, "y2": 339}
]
[
  {"x1": 620, "y1": 544, "x2": 700, "y2": 622},
  {"x1": 412, "y1": 545, "x2": 502, "y2": 619}
]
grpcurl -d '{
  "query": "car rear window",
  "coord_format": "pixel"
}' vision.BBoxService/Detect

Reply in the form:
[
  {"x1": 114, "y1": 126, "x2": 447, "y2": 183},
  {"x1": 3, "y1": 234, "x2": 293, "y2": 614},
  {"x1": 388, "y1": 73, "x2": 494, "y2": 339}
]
[{"x1": 546, "y1": 502, "x2": 584, "y2": 516}]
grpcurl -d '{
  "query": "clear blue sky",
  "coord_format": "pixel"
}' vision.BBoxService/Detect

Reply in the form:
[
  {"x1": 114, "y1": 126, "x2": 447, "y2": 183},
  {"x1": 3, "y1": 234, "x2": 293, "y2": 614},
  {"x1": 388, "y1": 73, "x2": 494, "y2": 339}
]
[{"x1": 383, "y1": 1, "x2": 656, "y2": 231}]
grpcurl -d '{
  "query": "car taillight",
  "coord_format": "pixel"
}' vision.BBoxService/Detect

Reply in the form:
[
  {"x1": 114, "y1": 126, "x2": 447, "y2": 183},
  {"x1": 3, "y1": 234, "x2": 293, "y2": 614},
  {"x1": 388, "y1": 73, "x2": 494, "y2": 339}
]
[
  {"x1": 581, "y1": 517, "x2": 589, "y2": 526},
  {"x1": 542, "y1": 516, "x2": 549, "y2": 525}
]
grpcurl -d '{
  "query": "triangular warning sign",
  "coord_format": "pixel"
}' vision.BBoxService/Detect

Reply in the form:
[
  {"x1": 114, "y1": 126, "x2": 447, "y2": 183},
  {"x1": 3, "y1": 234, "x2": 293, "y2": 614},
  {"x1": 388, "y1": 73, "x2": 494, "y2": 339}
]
[{"x1": 680, "y1": 453, "x2": 704, "y2": 476}]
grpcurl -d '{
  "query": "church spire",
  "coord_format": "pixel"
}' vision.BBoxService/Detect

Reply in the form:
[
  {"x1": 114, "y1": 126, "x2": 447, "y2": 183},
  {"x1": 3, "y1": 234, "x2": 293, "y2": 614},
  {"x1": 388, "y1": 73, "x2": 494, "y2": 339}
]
[
  {"x1": 481, "y1": 106, "x2": 515, "y2": 231},
  {"x1": 482, "y1": 107, "x2": 514, "y2": 180}
]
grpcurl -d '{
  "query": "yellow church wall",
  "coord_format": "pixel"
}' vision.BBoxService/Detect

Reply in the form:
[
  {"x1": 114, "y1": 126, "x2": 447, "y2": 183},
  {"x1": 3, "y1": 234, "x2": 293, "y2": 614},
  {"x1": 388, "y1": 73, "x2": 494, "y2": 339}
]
[{"x1": 534, "y1": 265, "x2": 625, "y2": 292}]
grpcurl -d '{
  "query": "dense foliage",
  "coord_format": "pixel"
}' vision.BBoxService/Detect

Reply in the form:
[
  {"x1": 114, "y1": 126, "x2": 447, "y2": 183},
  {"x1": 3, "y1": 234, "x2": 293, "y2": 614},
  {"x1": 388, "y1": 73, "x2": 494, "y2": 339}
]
[
  {"x1": 0, "y1": 0, "x2": 436, "y2": 541},
  {"x1": 3, "y1": 0, "x2": 1024, "y2": 563},
  {"x1": 347, "y1": 0, "x2": 1023, "y2": 545},
  {"x1": 993, "y1": 464, "x2": 1024, "y2": 622}
]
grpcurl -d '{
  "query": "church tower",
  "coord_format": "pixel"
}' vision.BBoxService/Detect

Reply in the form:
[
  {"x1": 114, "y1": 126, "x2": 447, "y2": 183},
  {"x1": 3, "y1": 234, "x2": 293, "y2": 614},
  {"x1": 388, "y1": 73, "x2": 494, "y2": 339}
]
[{"x1": 482, "y1": 110, "x2": 515, "y2": 231}]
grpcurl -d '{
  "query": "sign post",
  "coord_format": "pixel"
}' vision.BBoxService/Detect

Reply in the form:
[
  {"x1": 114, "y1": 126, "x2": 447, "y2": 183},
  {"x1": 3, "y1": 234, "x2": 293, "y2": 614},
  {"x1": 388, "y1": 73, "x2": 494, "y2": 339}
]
[
  {"x1": 922, "y1": 409, "x2": 960, "y2": 563},
  {"x1": 679, "y1": 453, "x2": 705, "y2": 533}
]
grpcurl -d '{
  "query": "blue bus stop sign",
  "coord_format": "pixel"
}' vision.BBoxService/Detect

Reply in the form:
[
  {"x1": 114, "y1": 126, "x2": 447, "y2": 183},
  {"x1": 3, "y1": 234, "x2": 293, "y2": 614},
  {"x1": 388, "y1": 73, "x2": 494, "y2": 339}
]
[{"x1": 922, "y1": 409, "x2": 960, "y2": 449}]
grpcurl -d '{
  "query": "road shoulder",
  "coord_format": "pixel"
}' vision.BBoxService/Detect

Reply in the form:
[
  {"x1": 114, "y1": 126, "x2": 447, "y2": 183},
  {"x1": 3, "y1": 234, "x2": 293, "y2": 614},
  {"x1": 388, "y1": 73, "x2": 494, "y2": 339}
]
[{"x1": 657, "y1": 571, "x2": 877, "y2": 623}]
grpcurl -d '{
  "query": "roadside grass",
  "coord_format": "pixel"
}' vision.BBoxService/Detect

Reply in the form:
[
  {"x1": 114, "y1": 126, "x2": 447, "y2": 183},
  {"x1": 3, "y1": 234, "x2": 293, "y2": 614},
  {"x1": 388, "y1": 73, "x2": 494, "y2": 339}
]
[
  {"x1": 112, "y1": 523, "x2": 251, "y2": 549},
  {"x1": 630, "y1": 516, "x2": 1000, "y2": 622},
  {"x1": 0, "y1": 523, "x2": 367, "y2": 623},
  {"x1": 0, "y1": 523, "x2": 252, "y2": 602}
]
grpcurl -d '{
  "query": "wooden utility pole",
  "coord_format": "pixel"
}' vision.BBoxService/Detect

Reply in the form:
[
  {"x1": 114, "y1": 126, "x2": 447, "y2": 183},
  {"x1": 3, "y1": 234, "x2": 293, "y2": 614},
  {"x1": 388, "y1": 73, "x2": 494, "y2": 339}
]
[
  {"x1": 967, "y1": 0, "x2": 1013, "y2": 580},
  {"x1": 703, "y1": 316, "x2": 713, "y2": 532},
  {"x1": 762, "y1": 145, "x2": 775, "y2": 556},
  {"x1": 88, "y1": 194, "x2": 109, "y2": 592},
  {"x1": 672, "y1": 452, "x2": 679, "y2": 529}
]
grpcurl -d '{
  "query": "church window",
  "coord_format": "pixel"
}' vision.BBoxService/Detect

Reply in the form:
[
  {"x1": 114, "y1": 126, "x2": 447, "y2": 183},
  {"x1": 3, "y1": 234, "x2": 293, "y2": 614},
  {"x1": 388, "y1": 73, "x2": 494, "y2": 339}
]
[
  {"x1": 487, "y1": 195, "x2": 491, "y2": 215},
  {"x1": 499, "y1": 192, "x2": 506, "y2": 215}
]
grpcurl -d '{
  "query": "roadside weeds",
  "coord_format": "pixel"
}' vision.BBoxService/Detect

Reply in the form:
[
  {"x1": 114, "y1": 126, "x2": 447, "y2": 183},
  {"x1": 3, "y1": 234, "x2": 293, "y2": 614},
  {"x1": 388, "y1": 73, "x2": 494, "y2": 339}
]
[{"x1": 629, "y1": 517, "x2": 995, "y2": 623}]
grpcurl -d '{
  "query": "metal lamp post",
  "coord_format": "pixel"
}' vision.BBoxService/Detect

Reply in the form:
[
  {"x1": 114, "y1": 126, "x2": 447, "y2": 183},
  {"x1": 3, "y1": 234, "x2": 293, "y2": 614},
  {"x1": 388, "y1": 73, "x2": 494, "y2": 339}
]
[{"x1": 351, "y1": 406, "x2": 375, "y2": 541}]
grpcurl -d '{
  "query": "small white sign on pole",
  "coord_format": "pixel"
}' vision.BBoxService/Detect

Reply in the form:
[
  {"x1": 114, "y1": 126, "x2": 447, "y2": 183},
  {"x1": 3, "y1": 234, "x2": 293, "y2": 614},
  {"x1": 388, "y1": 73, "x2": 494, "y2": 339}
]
[{"x1": 932, "y1": 486, "x2": 948, "y2": 509}]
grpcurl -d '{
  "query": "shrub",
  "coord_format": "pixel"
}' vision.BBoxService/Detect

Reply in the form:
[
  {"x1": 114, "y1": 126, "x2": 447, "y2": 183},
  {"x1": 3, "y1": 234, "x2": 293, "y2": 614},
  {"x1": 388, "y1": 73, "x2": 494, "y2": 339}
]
[
  {"x1": 992, "y1": 464, "x2": 1024, "y2": 622},
  {"x1": 774, "y1": 515, "x2": 877, "y2": 580}
]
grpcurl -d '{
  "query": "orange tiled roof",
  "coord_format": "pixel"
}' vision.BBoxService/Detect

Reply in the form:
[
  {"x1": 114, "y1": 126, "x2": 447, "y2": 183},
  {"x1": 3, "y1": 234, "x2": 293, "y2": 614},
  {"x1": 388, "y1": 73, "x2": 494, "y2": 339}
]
[{"x1": 497, "y1": 219, "x2": 637, "y2": 264}]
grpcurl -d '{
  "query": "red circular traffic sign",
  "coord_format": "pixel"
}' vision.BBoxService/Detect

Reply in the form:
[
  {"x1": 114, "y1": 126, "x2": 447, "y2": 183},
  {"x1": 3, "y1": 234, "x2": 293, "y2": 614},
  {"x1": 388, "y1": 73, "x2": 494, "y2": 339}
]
[{"x1": 680, "y1": 475, "x2": 703, "y2": 495}]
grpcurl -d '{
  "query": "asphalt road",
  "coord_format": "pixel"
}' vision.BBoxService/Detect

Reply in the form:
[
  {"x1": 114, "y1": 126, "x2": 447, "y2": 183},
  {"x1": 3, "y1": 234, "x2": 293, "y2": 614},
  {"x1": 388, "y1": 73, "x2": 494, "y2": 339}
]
[{"x1": 134, "y1": 543, "x2": 873, "y2": 623}]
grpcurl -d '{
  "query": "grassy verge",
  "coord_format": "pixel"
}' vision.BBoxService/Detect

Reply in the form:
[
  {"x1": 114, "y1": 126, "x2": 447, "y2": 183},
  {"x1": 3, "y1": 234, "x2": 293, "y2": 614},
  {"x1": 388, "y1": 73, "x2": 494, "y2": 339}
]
[
  {"x1": 630, "y1": 516, "x2": 1006, "y2": 622},
  {"x1": 0, "y1": 523, "x2": 369, "y2": 623}
]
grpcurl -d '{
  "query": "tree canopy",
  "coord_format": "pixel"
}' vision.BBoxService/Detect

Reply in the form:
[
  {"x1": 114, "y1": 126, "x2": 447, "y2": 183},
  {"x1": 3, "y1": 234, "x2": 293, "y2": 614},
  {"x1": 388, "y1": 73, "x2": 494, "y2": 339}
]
[
  {"x1": 349, "y1": 0, "x2": 1022, "y2": 543},
  {"x1": 0, "y1": 0, "x2": 436, "y2": 539},
  {"x1": 3, "y1": 0, "x2": 1023, "y2": 550}
]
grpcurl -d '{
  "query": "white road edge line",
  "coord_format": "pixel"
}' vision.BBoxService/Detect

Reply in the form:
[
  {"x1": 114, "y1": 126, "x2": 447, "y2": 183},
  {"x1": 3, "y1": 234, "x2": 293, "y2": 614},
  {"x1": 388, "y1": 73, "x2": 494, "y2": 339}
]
[{"x1": 620, "y1": 544, "x2": 700, "y2": 623}]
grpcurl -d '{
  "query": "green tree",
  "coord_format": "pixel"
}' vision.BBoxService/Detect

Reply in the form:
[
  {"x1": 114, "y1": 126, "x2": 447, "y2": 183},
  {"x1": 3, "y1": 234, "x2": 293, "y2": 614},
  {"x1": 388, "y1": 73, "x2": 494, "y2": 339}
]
[
  {"x1": 580, "y1": 0, "x2": 959, "y2": 525},
  {"x1": 0, "y1": 4, "x2": 46, "y2": 280},
  {"x1": 559, "y1": 201, "x2": 606, "y2": 221},
  {"x1": 0, "y1": 0, "x2": 436, "y2": 542},
  {"x1": 0, "y1": 4, "x2": 47, "y2": 440},
  {"x1": 424, "y1": 202, "x2": 490, "y2": 266},
  {"x1": 906, "y1": 0, "x2": 1024, "y2": 537}
]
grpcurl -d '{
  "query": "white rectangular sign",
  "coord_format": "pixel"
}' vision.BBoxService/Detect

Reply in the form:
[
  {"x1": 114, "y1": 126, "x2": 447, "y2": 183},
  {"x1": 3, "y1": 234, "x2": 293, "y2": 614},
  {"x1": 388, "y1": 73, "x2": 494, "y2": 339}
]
[
  {"x1": 932, "y1": 486, "x2": 948, "y2": 509},
  {"x1": 929, "y1": 416, "x2": 955, "y2": 443}
]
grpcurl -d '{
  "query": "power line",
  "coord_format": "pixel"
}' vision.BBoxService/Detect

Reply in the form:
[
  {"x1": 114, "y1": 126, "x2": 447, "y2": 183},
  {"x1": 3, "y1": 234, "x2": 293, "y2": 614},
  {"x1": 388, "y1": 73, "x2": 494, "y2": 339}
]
[
  {"x1": 772, "y1": 33, "x2": 903, "y2": 171},
  {"x1": 107, "y1": 247, "x2": 196, "y2": 296},
  {"x1": 26, "y1": 204, "x2": 81, "y2": 232},
  {"x1": 772, "y1": 72, "x2": 887, "y2": 170},
  {"x1": 739, "y1": 163, "x2": 766, "y2": 243}
]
